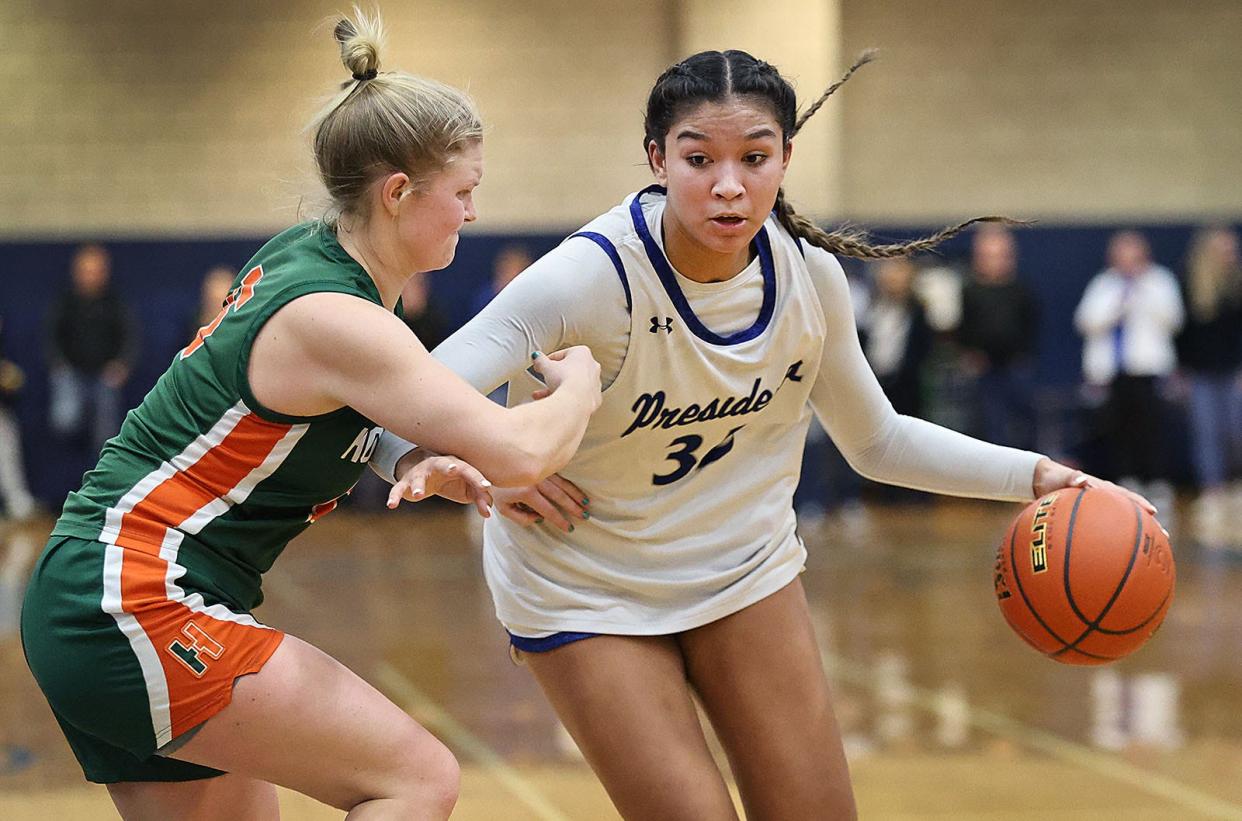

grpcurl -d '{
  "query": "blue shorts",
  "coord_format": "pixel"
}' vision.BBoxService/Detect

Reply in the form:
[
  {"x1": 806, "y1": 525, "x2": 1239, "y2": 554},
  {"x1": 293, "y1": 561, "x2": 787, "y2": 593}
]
[{"x1": 507, "y1": 631, "x2": 598, "y2": 653}]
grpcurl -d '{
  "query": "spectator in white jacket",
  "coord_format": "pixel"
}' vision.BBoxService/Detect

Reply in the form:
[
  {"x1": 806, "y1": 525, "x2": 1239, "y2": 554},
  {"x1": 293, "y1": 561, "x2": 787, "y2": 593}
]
[{"x1": 1074, "y1": 230, "x2": 1184, "y2": 513}]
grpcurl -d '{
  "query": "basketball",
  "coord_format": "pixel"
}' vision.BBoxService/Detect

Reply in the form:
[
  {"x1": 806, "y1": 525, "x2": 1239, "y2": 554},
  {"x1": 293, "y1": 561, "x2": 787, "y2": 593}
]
[{"x1": 994, "y1": 485, "x2": 1175, "y2": 665}]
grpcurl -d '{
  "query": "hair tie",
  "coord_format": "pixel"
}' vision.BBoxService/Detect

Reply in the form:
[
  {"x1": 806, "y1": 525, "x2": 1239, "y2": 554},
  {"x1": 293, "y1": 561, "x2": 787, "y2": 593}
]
[{"x1": 353, "y1": 68, "x2": 378, "y2": 82}]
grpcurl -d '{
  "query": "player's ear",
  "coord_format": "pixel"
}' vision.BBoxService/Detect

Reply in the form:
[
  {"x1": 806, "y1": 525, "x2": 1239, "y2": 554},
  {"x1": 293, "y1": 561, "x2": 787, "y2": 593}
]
[
  {"x1": 782, "y1": 139, "x2": 792, "y2": 171},
  {"x1": 647, "y1": 139, "x2": 668, "y2": 186},
  {"x1": 379, "y1": 172, "x2": 411, "y2": 217}
]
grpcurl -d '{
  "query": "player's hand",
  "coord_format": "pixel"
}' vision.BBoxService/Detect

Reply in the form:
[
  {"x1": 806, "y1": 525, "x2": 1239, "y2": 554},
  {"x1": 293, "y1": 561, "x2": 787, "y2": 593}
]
[
  {"x1": 388, "y1": 452, "x2": 493, "y2": 517},
  {"x1": 493, "y1": 474, "x2": 590, "y2": 533},
  {"x1": 530, "y1": 347, "x2": 602, "y2": 410},
  {"x1": 1032, "y1": 457, "x2": 1163, "y2": 526}
]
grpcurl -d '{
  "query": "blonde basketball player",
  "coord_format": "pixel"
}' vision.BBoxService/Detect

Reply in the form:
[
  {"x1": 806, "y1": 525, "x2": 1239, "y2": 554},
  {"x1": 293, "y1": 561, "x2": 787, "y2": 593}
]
[
  {"x1": 21, "y1": 10, "x2": 600, "y2": 821},
  {"x1": 377, "y1": 51, "x2": 1154, "y2": 820}
]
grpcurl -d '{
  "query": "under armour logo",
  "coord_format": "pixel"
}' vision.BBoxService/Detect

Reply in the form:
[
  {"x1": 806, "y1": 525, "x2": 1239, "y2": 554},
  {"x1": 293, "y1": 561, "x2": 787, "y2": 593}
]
[{"x1": 650, "y1": 316, "x2": 674, "y2": 334}]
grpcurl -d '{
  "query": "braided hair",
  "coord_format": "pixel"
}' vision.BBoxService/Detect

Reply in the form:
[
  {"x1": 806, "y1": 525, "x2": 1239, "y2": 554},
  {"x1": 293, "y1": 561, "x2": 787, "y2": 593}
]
[{"x1": 643, "y1": 50, "x2": 1022, "y2": 259}]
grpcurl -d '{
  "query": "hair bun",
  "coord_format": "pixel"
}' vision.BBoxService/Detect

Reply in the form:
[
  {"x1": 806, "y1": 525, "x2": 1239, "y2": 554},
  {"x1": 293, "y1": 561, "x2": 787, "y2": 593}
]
[
  {"x1": 333, "y1": 9, "x2": 382, "y2": 83},
  {"x1": 333, "y1": 18, "x2": 356, "y2": 45}
]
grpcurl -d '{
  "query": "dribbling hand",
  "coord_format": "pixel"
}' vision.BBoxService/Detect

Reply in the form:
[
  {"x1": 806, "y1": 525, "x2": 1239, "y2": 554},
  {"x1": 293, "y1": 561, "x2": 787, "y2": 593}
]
[{"x1": 1031, "y1": 457, "x2": 1166, "y2": 535}]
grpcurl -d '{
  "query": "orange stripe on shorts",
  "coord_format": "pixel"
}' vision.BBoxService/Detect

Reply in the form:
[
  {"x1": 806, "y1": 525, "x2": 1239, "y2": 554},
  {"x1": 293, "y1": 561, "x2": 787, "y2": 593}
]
[{"x1": 117, "y1": 412, "x2": 291, "y2": 739}]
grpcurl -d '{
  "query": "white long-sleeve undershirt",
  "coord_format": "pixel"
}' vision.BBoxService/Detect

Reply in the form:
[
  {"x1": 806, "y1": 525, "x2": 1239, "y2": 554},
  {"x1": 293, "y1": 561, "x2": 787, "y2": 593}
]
[{"x1": 419, "y1": 237, "x2": 1042, "y2": 502}]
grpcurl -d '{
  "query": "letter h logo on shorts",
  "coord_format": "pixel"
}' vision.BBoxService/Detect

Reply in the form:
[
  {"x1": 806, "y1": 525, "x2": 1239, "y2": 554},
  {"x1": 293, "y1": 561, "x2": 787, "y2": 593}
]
[{"x1": 167, "y1": 621, "x2": 225, "y2": 678}]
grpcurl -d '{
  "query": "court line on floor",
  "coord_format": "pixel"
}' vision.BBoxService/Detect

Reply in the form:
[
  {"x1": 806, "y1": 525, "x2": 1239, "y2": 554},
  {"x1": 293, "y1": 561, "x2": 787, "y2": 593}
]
[
  {"x1": 821, "y1": 650, "x2": 1242, "y2": 821},
  {"x1": 374, "y1": 662, "x2": 573, "y2": 821}
]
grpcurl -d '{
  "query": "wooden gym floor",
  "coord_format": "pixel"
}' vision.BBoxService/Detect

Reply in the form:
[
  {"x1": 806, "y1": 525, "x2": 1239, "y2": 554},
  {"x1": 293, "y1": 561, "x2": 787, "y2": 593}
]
[{"x1": 2, "y1": 496, "x2": 1240, "y2": 820}]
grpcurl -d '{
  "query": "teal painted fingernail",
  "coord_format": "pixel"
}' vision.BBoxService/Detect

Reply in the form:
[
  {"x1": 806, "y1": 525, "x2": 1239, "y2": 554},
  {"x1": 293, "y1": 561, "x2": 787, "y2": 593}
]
[
  {"x1": 535, "y1": 517, "x2": 544, "y2": 524},
  {"x1": 531, "y1": 351, "x2": 542, "y2": 360},
  {"x1": 582, "y1": 497, "x2": 590, "y2": 505},
  {"x1": 569, "y1": 524, "x2": 575, "y2": 533},
  {"x1": 582, "y1": 510, "x2": 590, "y2": 520}
]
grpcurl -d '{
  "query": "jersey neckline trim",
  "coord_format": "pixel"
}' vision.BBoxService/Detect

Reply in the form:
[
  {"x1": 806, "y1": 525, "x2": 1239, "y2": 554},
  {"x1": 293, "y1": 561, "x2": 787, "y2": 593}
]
[{"x1": 629, "y1": 184, "x2": 776, "y2": 346}]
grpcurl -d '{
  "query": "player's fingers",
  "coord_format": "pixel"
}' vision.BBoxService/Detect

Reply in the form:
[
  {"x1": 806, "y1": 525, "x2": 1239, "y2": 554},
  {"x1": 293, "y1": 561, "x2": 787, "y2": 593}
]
[
  {"x1": 499, "y1": 501, "x2": 542, "y2": 526},
  {"x1": 388, "y1": 474, "x2": 427, "y2": 508},
  {"x1": 542, "y1": 348, "x2": 571, "y2": 361},
  {"x1": 540, "y1": 476, "x2": 588, "y2": 520},
  {"x1": 467, "y1": 487, "x2": 493, "y2": 518},
  {"x1": 521, "y1": 491, "x2": 574, "y2": 533},
  {"x1": 386, "y1": 479, "x2": 410, "y2": 509},
  {"x1": 450, "y1": 460, "x2": 493, "y2": 496},
  {"x1": 530, "y1": 388, "x2": 551, "y2": 400},
  {"x1": 548, "y1": 474, "x2": 590, "y2": 508},
  {"x1": 1101, "y1": 478, "x2": 1158, "y2": 516}
]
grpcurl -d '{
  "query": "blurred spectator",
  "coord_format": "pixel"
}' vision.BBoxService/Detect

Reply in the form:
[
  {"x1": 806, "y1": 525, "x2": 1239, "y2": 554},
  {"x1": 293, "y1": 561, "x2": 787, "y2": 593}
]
[
  {"x1": 0, "y1": 315, "x2": 35, "y2": 521},
  {"x1": 797, "y1": 265, "x2": 869, "y2": 536},
  {"x1": 186, "y1": 265, "x2": 235, "y2": 346},
  {"x1": 1074, "y1": 230, "x2": 1183, "y2": 513},
  {"x1": 46, "y1": 244, "x2": 136, "y2": 455},
  {"x1": 1176, "y1": 226, "x2": 1242, "y2": 544},
  {"x1": 862, "y1": 258, "x2": 933, "y2": 418},
  {"x1": 400, "y1": 274, "x2": 449, "y2": 350},
  {"x1": 955, "y1": 226, "x2": 1039, "y2": 450},
  {"x1": 860, "y1": 258, "x2": 934, "y2": 507},
  {"x1": 469, "y1": 244, "x2": 532, "y2": 317}
]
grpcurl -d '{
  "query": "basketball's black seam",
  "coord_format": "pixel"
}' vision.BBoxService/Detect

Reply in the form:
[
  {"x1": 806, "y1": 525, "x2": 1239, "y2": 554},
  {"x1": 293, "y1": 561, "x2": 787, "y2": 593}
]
[
  {"x1": 1062, "y1": 487, "x2": 1093, "y2": 627},
  {"x1": 1093, "y1": 590, "x2": 1172, "y2": 635},
  {"x1": 1053, "y1": 499, "x2": 1144, "y2": 658},
  {"x1": 1007, "y1": 508, "x2": 1075, "y2": 651}
]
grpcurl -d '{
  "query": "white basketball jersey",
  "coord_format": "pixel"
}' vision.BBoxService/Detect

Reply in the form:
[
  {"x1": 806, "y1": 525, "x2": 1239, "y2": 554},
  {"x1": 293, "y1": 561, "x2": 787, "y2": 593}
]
[{"x1": 484, "y1": 186, "x2": 827, "y2": 636}]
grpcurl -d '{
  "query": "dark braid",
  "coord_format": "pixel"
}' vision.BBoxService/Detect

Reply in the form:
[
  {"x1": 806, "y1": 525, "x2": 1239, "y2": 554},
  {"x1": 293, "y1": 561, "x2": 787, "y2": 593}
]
[
  {"x1": 773, "y1": 189, "x2": 1027, "y2": 259},
  {"x1": 645, "y1": 49, "x2": 1025, "y2": 260},
  {"x1": 792, "y1": 48, "x2": 878, "y2": 136}
]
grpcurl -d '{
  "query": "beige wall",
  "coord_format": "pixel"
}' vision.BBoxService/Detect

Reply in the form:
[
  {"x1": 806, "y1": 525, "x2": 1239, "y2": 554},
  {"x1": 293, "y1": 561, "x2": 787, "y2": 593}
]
[
  {"x1": 0, "y1": 0, "x2": 674, "y2": 238},
  {"x1": 1, "y1": 1, "x2": 1239, "y2": 238},
  {"x1": 840, "y1": 0, "x2": 1242, "y2": 223}
]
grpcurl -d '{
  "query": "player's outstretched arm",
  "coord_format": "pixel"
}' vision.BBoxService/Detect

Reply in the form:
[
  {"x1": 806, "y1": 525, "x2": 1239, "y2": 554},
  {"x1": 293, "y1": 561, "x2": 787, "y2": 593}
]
[{"x1": 248, "y1": 292, "x2": 601, "y2": 487}]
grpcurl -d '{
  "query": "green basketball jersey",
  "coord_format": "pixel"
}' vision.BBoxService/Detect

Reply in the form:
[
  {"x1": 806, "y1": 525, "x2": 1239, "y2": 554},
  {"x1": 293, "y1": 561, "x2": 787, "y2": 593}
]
[{"x1": 52, "y1": 222, "x2": 393, "y2": 609}]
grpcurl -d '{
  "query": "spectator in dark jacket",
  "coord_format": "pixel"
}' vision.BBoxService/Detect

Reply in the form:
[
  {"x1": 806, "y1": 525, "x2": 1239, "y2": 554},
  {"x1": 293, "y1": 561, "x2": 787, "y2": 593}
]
[
  {"x1": 955, "y1": 225, "x2": 1040, "y2": 450},
  {"x1": 46, "y1": 244, "x2": 135, "y2": 455},
  {"x1": 862, "y1": 257, "x2": 932, "y2": 418},
  {"x1": 1177, "y1": 226, "x2": 1242, "y2": 545}
]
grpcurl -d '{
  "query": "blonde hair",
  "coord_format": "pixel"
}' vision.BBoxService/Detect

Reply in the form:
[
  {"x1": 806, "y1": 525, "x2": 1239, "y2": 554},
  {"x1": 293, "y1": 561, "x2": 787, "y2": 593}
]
[
  {"x1": 1185, "y1": 226, "x2": 1242, "y2": 322},
  {"x1": 308, "y1": 7, "x2": 483, "y2": 224}
]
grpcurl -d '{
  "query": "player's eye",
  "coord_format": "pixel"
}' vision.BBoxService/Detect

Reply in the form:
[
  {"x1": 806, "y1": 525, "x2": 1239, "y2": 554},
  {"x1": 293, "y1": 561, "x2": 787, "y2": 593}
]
[
  {"x1": 686, "y1": 154, "x2": 709, "y2": 167},
  {"x1": 744, "y1": 153, "x2": 768, "y2": 165}
]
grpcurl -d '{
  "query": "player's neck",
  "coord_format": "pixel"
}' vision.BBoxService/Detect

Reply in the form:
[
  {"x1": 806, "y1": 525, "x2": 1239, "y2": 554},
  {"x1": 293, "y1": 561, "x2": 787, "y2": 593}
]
[
  {"x1": 661, "y1": 213, "x2": 752, "y2": 284},
  {"x1": 335, "y1": 223, "x2": 405, "y2": 311}
]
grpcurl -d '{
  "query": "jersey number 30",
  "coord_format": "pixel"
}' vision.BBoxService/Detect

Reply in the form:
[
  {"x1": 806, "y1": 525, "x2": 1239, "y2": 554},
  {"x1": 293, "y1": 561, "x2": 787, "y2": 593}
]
[{"x1": 652, "y1": 425, "x2": 745, "y2": 486}]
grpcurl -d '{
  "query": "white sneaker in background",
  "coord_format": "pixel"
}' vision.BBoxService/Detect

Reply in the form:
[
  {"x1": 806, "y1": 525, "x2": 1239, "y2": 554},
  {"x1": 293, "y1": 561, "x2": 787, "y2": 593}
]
[
  {"x1": 1146, "y1": 480, "x2": 1176, "y2": 537},
  {"x1": 835, "y1": 500, "x2": 871, "y2": 542},
  {"x1": 1191, "y1": 488, "x2": 1228, "y2": 547}
]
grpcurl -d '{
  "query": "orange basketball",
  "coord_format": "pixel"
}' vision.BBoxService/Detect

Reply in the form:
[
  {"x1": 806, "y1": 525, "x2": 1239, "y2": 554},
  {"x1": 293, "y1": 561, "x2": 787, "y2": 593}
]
[{"x1": 993, "y1": 485, "x2": 1175, "y2": 665}]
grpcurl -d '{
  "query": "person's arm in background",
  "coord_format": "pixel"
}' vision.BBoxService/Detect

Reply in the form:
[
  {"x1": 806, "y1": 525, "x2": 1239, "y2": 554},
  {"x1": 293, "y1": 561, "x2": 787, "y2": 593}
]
[{"x1": 1074, "y1": 272, "x2": 1124, "y2": 336}]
